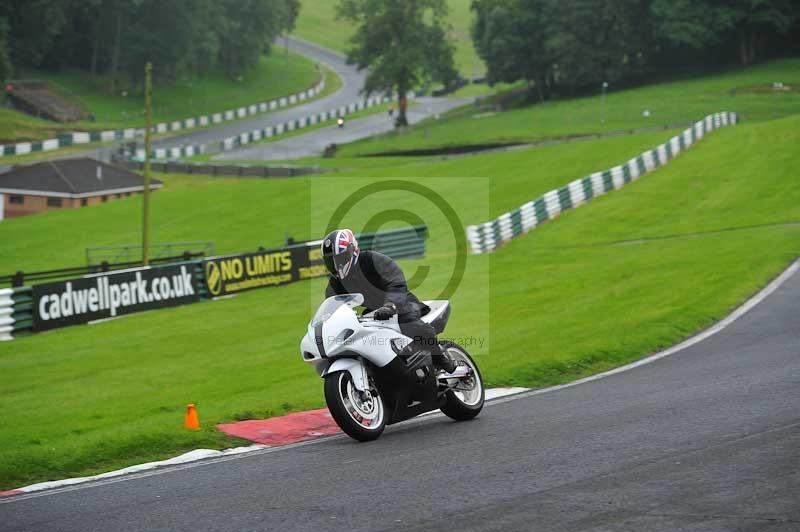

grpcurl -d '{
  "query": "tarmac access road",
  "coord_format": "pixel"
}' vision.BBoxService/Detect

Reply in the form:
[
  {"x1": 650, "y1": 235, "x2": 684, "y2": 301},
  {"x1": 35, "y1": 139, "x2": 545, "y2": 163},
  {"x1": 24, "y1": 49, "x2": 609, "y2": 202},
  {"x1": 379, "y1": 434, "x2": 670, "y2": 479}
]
[{"x1": 214, "y1": 96, "x2": 470, "y2": 161}]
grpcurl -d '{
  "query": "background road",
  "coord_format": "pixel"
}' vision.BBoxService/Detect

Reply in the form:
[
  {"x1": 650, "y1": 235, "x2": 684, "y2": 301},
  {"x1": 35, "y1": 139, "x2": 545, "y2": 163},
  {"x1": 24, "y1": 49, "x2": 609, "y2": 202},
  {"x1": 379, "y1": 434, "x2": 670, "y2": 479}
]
[
  {"x1": 215, "y1": 96, "x2": 470, "y2": 161},
  {"x1": 152, "y1": 37, "x2": 368, "y2": 151},
  {"x1": 2, "y1": 263, "x2": 798, "y2": 531}
]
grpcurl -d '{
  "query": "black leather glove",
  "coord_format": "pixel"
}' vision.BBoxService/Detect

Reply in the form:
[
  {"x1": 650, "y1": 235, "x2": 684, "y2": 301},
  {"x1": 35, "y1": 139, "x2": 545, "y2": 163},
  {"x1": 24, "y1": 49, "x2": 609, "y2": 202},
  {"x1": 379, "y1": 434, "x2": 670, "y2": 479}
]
[{"x1": 373, "y1": 303, "x2": 397, "y2": 320}]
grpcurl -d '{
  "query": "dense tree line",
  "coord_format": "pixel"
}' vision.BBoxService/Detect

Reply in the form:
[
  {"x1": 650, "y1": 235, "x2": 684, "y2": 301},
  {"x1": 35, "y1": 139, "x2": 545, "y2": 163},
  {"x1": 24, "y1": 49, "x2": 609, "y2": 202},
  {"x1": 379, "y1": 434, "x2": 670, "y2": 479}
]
[
  {"x1": 471, "y1": 0, "x2": 800, "y2": 99},
  {"x1": 0, "y1": 0, "x2": 300, "y2": 89}
]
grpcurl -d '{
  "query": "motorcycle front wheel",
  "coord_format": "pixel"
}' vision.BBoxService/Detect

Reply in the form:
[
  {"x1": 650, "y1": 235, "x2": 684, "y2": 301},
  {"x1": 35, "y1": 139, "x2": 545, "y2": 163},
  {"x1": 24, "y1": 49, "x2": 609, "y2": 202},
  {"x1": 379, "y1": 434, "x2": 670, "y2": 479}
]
[{"x1": 324, "y1": 371, "x2": 386, "y2": 442}]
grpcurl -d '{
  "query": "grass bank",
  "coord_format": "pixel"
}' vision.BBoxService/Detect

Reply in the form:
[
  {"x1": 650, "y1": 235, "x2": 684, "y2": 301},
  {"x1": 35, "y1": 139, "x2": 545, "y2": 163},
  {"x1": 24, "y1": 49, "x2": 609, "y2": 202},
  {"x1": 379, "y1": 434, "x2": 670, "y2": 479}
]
[
  {"x1": 338, "y1": 58, "x2": 800, "y2": 156},
  {"x1": 0, "y1": 129, "x2": 677, "y2": 273},
  {"x1": 1, "y1": 48, "x2": 323, "y2": 142},
  {"x1": 0, "y1": 113, "x2": 798, "y2": 488}
]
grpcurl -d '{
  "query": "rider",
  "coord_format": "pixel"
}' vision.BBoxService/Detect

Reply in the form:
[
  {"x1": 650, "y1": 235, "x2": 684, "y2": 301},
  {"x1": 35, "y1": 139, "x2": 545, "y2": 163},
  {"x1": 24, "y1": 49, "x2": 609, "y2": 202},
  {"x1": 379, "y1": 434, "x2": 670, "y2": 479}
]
[{"x1": 321, "y1": 228, "x2": 456, "y2": 373}]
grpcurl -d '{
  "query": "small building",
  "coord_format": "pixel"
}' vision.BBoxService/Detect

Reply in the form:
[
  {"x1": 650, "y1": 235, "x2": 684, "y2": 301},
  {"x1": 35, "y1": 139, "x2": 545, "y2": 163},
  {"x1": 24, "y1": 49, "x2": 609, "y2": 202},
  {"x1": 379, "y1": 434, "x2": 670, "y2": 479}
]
[{"x1": 0, "y1": 158, "x2": 162, "y2": 220}]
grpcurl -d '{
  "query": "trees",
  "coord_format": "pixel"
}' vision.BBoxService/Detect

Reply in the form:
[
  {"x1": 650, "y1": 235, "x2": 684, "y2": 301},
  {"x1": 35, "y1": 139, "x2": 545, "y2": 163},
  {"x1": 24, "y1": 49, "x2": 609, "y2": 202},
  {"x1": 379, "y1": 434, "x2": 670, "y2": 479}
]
[
  {"x1": 472, "y1": 0, "x2": 652, "y2": 97},
  {"x1": 472, "y1": 0, "x2": 799, "y2": 98},
  {"x1": 545, "y1": 0, "x2": 651, "y2": 89},
  {"x1": 216, "y1": 0, "x2": 295, "y2": 78},
  {"x1": 0, "y1": 17, "x2": 11, "y2": 81},
  {"x1": 1, "y1": 0, "x2": 68, "y2": 71},
  {"x1": 472, "y1": 0, "x2": 553, "y2": 99},
  {"x1": 0, "y1": 0, "x2": 300, "y2": 88},
  {"x1": 337, "y1": 0, "x2": 457, "y2": 126},
  {"x1": 651, "y1": 0, "x2": 798, "y2": 65}
]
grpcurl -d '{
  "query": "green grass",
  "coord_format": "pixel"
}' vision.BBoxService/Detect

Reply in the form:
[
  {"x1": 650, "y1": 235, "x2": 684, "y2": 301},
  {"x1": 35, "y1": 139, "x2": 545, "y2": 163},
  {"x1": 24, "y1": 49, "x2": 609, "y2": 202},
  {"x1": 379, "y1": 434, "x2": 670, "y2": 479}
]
[
  {"x1": 294, "y1": 0, "x2": 484, "y2": 78},
  {"x1": 1, "y1": 112, "x2": 799, "y2": 489},
  {"x1": 446, "y1": 80, "x2": 522, "y2": 99},
  {"x1": 337, "y1": 58, "x2": 800, "y2": 156},
  {"x1": 0, "y1": 108, "x2": 70, "y2": 144},
  {"x1": 0, "y1": 61, "x2": 343, "y2": 165},
  {"x1": 0, "y1": 129, "x2": 677, "y2": 273},
  {"x1": 1, "y1": 48, "x2": 323, "y2": 142}
]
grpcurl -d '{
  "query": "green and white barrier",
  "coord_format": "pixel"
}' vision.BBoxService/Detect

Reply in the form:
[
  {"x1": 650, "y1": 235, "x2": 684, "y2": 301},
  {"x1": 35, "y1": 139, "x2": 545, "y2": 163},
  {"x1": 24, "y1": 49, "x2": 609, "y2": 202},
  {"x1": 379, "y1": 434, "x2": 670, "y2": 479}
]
[
  {"x1": 0, "y1": 286, "x2": 32, "y2": 341},
  {"x1": 0, "y1": 288, "x2": 13, "y2": 340},
  {"x1": 208, "y1": 93, "x2": 409, "y2": 157},
  {"x1": 0, "y1": 79, "x2": 325, "y2": 158},
  {"x1": 466, "y1": 112, "x2": 739, "y2": 254}
]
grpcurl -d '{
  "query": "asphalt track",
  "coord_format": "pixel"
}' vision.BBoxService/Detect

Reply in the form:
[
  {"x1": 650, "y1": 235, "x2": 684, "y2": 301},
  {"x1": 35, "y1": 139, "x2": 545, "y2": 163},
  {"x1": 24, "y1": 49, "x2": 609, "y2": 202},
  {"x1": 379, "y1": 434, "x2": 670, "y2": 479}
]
[
  {"x1": 2, "y1": 262, "x2": 798, "y2": 531},
  {"x1": 152, "y1": 37, "x2": 368, "y2": 151},
  {"x1": 215, "y1": 96, "x2": 470, "y2": 161}
]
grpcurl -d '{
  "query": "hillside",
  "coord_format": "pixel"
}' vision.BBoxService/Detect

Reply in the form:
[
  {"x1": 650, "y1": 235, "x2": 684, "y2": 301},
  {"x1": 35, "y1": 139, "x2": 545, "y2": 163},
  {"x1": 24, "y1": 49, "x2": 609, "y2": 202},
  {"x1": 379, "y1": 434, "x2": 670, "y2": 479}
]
[
  {"x1": 338, "y1": 58, "x2": 800, "y2": 156},
  {"x1": 1, "y1": 48, "x2": 323, "y2": 142}
]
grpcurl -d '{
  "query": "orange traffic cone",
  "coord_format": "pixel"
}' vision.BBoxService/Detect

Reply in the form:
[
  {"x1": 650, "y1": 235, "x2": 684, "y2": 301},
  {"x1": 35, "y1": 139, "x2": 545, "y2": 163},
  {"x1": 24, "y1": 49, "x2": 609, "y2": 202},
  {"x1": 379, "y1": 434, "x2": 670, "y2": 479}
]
[{"x1": 184, "y1": 403, "x2": 200, "y2": 430}]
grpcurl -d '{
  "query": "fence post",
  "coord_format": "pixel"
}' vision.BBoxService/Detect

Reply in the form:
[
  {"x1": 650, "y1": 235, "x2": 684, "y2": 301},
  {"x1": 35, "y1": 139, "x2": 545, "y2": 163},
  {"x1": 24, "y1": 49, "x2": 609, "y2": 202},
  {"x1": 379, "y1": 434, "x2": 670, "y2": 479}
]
[{"x1": 12, "y1": 271, "x2": 23, "y2": 287}]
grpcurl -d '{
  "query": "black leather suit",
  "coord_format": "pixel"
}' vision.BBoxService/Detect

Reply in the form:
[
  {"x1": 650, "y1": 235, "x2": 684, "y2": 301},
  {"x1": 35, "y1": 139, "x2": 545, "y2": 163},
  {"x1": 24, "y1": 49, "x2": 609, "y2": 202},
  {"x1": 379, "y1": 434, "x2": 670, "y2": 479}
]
[{"x1": 324, "y1": 250, "x2": 441, "y2": 355}]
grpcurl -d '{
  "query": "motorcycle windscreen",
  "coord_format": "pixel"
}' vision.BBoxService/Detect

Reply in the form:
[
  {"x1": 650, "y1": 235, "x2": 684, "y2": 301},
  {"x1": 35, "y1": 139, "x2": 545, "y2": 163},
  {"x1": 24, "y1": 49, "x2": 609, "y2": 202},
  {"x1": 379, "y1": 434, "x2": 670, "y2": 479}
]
[{"x1": 311, "y1": 293, "x2": 364, "y2": 327}]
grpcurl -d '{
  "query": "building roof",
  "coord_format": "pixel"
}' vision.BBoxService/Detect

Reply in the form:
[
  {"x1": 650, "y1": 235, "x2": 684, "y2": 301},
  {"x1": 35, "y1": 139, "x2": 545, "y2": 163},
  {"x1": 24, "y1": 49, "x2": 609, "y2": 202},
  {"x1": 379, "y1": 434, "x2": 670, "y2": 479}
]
[{"x1": 0, "y1": 158, "x2": 163, "y2": 198}]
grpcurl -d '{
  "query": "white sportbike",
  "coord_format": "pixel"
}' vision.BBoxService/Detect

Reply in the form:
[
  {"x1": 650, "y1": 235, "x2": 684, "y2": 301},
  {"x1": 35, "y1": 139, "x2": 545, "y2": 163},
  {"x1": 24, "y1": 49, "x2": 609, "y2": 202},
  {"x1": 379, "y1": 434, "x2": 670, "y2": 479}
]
[{"x1": 300, "y1": 294, "x2": 484, "y2": 441}]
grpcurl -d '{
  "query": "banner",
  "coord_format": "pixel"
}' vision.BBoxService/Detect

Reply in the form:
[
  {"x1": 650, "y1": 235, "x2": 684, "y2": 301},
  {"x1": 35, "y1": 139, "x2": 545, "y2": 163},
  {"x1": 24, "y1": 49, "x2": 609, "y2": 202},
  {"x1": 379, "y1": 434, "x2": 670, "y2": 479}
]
[
  {"x1": 204, "y1": 244, "x2": 327, "y2": 298},
  {"x1": 32, "y1": 264, "x2": 199, "y2": 331}
]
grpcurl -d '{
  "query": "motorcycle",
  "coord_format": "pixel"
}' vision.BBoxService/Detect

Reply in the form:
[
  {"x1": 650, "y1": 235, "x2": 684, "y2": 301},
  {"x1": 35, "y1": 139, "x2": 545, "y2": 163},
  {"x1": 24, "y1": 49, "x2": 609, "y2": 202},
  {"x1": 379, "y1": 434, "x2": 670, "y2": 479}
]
[{"x1": 300, "y1": 294, "x2": 484, "y2": 441}]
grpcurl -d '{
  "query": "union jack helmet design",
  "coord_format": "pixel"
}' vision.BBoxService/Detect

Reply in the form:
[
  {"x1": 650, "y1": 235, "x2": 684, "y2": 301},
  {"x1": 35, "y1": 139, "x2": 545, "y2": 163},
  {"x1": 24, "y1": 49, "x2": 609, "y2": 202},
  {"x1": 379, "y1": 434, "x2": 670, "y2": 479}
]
[{"x1": 321, "y1": 229, "x2": 360, "y2": 279}]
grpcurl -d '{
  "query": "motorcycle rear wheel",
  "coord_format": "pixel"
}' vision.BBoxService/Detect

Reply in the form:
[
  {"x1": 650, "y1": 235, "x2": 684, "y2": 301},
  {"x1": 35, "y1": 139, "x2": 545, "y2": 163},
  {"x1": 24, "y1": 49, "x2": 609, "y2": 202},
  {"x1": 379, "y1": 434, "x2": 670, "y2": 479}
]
[
  {"x1": 439, "y1": 341, "x2": 485, "y2": 421},
  {"x1": 324, "y1": 371, "x2": 386, "y2": 442}
]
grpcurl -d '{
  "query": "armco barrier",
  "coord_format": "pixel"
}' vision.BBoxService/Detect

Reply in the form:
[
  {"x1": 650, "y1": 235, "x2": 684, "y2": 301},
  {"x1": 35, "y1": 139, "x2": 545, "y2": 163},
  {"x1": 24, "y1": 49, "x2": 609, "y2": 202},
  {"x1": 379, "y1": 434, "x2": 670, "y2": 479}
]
[
  {"x1": 118, "y1": 160, "x2": 326, "y2": 178},
  {"x1": 0, "y1": 77, "x2": 326, "y2": 158},
  {"x1": 0, "y1": 288, "x2": 14, "y2": 340},
  {"x1": 356, "y1": 225, "x2": 427, "y2": 259},
  {"x1": 0, "y1": 286, "x2": 33, "y2": 340},
  {"x1": 466, "y1": 112, "x2": 739, "y2": 254},
  {"x1": 11, "y1": 286, "x2": 33, "y2": 336}
]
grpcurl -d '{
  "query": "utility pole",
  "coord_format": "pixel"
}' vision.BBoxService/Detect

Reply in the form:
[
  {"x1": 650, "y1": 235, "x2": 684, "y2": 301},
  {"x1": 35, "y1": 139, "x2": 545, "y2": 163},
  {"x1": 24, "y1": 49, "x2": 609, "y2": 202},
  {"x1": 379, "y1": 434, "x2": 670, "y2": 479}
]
[{"x1": 142, "y1": 62, "x2": 153, "y2": 266}]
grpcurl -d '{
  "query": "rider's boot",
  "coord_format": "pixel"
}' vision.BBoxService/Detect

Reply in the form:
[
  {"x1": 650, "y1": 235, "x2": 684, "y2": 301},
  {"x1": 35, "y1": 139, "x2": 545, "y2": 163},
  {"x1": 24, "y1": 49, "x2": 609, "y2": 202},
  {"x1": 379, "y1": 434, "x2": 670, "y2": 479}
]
[{"x1": 432, "y1": 344, "x2": 456, "y2": 374}]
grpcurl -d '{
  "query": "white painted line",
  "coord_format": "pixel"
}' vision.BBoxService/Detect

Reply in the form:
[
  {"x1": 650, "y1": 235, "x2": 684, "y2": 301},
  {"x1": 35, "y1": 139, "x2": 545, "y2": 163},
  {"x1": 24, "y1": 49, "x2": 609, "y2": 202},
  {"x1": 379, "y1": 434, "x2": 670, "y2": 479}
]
[
  {"x1": 6, "y1": 445, "x2": 266, "y2": 495},
  {"x1": 484, "y1": 387, "x2": 530, "y2": 400}
]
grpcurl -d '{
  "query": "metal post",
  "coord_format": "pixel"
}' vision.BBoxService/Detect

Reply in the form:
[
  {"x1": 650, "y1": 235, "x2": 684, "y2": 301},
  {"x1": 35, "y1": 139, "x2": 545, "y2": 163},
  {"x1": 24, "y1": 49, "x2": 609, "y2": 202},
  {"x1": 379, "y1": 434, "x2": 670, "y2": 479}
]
[
  {"x1": 601, "y1": 81, "x2": 608, "y2": 124},
  {"x1": 143, "y1": 62, "x2": 153, "y2": 266}
]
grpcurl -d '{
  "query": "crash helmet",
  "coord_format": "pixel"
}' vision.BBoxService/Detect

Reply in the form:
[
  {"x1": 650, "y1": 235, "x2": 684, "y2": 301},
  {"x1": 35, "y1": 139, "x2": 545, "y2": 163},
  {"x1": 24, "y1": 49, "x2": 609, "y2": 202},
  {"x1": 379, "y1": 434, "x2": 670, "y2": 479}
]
[{"x1": 321, "y1": 229, "x2": 360, "y2": 279}]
